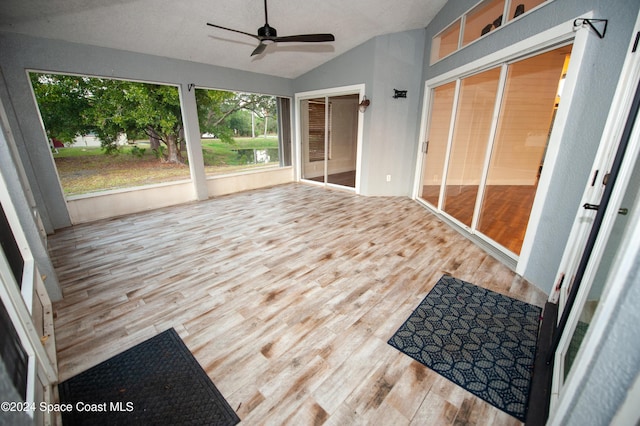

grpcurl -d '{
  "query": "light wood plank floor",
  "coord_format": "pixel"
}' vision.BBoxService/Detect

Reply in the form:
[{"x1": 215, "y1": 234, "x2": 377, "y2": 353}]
[{"x1": 50, "y1": 183, "x2": 547, "y2": 425}]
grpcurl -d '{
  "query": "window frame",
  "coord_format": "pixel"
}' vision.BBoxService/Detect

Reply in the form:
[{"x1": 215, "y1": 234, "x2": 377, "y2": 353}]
[
  {"x1": 27, "y1": 70, "x2": 192, "y2": 198},
  {"x1": 430, "y1": 0, "x2": 554, "y2": 64},
  {"x1": 193, "y1": 85, "x2": 290, "y2": 178}
]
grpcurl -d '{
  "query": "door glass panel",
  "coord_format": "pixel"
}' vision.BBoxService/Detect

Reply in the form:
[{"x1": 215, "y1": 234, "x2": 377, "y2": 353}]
[
  {"x1": 478, "y1": 45, "x2": 572, "y2": 254},
  {"x1": 442, "y1": 67, "x2": 501, "y2": 227},
  {"x1": 420, "y1": 82, "x2": 456, "y2": 207},
  {"x1": 327, "y1": 94, "x2": 358, "y2": 188},
  {"x1": 431, "y1": 19, "x2": 461, "y2": 63},
  {"x1": 508, "y1": 0, "x2": 546, "y2": 20},
  {"x1": 301, "y1": 97, "x2": 326, "y2": 182}
]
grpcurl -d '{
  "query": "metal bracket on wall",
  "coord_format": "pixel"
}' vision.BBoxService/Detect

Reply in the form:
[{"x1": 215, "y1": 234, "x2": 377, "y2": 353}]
[{"x1": 573, "y1": 18, "x2": 608, "y2": 39}]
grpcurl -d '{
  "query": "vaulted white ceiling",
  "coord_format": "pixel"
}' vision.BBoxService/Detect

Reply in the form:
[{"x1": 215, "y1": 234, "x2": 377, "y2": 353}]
[{"x1": 0, "y1": 0, "x2": 447, "y2": 78}]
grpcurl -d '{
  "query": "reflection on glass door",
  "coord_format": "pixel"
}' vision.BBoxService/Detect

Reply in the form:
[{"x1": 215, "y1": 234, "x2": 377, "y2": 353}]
[
  {"x1": 443, "y1": 67, "x2": 501, "y2": 227},
  {"x1": 301, "y1": 94, "x2": 358, "y2": 189},
  {"x1": 418, "y1": 44, "x2": 572, "y2": 255}
]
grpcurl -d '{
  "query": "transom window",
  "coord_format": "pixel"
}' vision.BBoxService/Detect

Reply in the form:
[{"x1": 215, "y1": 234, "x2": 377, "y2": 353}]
[{"x1": 430, "y1": 0, "x2": 550, "y2": 64}]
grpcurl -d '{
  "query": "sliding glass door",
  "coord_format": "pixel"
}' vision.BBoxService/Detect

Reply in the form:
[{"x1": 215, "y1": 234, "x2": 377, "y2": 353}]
[
  {"x1": 443, "y1": 68, "x2": 502, "y2": 227},
  {"x1": 418, "y1": 44, "x2": 572, "y2": 256},
  {"x1": 300, "y1": 93, "x2": 359, "y2": 189},
  {"x1": 326, "y1": 95, "x2": 358, "y2": 187},
  {"x1": 477, "y1": 46, "x2": 571, "y2": 253}
]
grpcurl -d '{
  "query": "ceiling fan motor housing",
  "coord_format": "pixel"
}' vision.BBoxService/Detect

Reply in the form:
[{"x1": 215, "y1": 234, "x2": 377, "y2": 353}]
[{"x1": 258, "y1": 24, "x2": 277, "y2": 38}]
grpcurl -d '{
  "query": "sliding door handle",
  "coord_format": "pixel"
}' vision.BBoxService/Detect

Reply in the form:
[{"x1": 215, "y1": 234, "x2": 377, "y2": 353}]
[{"x1": 583, "y1": 203, "x2": 628, "y2": 215}]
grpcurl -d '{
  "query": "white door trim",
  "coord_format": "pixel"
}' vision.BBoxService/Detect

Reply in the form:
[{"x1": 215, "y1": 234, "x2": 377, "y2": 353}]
[{"x1": 294, "y1": 84, "x2": 365, "y2": 194}]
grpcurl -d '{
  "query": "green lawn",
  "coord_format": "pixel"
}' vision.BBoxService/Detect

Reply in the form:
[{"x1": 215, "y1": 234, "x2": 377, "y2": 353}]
[{"x1": 54, "y1": 137, "x2": 280, "y2": 195}]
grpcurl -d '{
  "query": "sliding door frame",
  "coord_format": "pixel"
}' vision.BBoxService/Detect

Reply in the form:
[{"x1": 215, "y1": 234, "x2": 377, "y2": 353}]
[
  {"x1": 413, "y1": 13, "x2": 593, "y2": 272},
  {"x1": 295, "y1": 84, "x2": 365, "y2": 194},
  {"x1": 548, "y1": 9, "x2": 640, "y2": 420}
]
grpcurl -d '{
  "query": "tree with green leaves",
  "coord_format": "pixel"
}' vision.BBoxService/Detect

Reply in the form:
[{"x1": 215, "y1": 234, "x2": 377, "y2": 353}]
[
  {"x1": 30, "y1": 73, "x2": 187, "y2": 162},
  {"x1": 29, "y1": 73, "x2": 277, "y2": 164},
  {"x1": 195, "y1": 89, "x2": 277, "y2": 142},
  {"x1": 28, "y1": 74, "x2": 95, "y2": 144}
]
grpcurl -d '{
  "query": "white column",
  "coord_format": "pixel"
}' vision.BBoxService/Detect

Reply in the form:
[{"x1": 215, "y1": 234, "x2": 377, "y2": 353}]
[{"x1": 179, "y1": 83, "x2": 208, "y2": 200}]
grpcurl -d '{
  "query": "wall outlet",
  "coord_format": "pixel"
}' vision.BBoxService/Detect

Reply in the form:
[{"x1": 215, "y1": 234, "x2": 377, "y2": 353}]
[{"x1": 386, "y1": 174, "x2": 391, "y2": 182}]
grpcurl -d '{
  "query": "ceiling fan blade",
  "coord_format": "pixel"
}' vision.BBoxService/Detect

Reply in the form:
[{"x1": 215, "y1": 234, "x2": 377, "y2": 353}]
[
  {"x1": 272, "y1": 34, "x2": 336, "y2": 43},
  {"x1": 208, "y1": 0, "x2": 335, "y2": 57},
  {"x1": 251, "y1": 43, "x2": 267, "y2": 56},
  {"x1": 206, "y1": 22, "x2": 260, "y2": 40}
]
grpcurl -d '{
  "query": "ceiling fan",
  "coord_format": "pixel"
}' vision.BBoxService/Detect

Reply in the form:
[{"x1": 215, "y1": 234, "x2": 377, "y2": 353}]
[{"x1": 206, "y1": 0, "x2": 335, "y2": 56}]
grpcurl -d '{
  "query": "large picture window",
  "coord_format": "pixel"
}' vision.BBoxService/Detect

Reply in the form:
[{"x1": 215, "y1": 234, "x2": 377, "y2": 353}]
[
  {"x1": 29, "y1": 74, "x2": 292, "y2": 197},
  {"x1": 29, "y1": 73, "x2": 190, "y2": 196},
  {"x1": 195, "y1": 88, "x2": 291, "y2": 176}
]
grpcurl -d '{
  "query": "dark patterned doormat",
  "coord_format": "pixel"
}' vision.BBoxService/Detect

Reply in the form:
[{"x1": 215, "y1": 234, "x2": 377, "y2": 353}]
[
  {"x1": 388, "y1": 275, "x2": 541, "y2": 422},
  {"x1": 58, "y1": 328, "x2": 240, "y2": 425}
]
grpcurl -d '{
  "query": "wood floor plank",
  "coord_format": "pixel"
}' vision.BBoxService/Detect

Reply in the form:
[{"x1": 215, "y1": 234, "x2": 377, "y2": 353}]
[
  {"x1": 385, "y1": 361, "x2": 439, "y2": 420},
  {"x1": 50, "y1": 183, "x2": 547, "y2": 424}
]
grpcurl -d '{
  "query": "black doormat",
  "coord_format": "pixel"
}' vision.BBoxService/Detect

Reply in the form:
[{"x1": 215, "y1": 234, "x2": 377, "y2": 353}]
[
  {"x1": 388, "y1": 275, "x2": 542, "y2": 422},
  {"x1": 58, "y1": 328, "x2": 240, "y2": 425}
]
